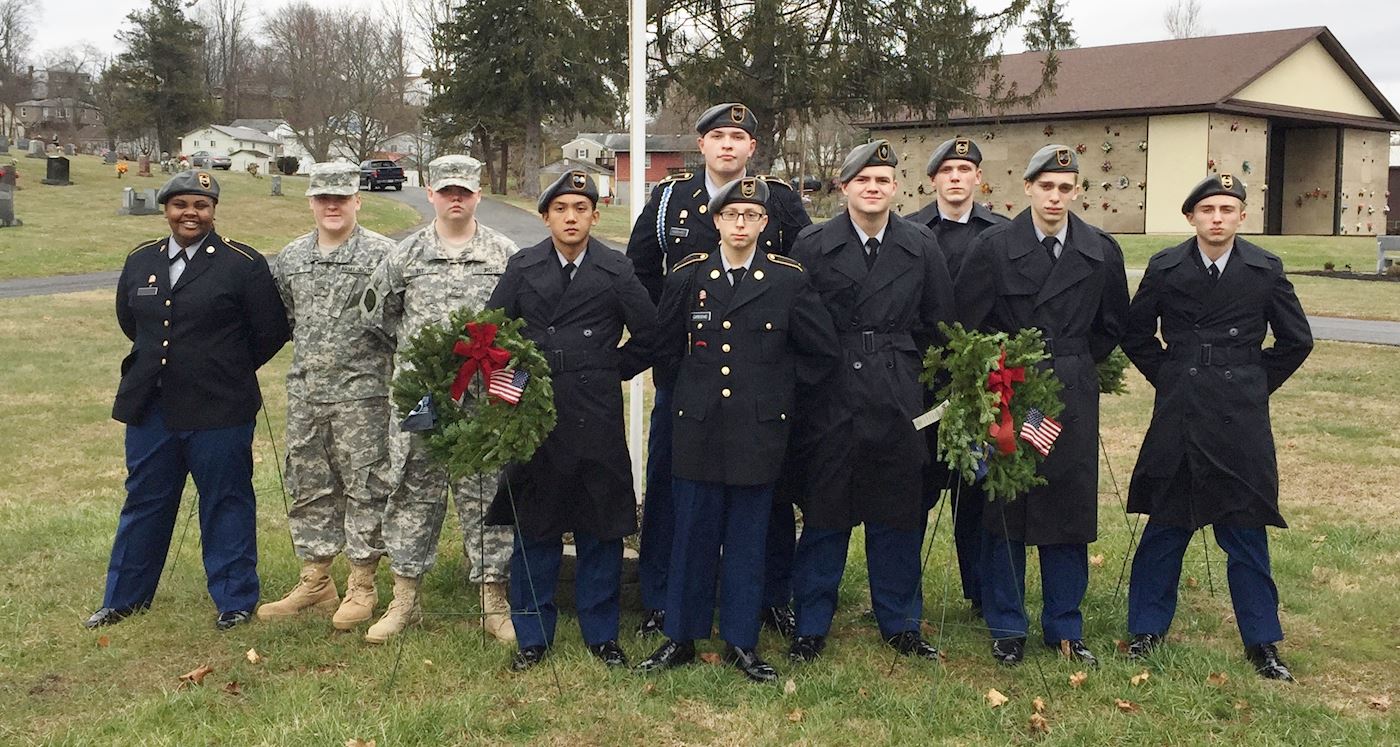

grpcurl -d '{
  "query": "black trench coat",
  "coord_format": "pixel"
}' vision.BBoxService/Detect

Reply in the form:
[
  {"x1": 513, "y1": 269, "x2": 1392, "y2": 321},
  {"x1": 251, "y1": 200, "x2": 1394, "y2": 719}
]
[
  {"x1": 485, "y1": 238, "x2": 656, "y2": 541},
  {"x1": 955, "y1": 210, "x2": 1130, "y2": 545},
  {"x1": 788, "y1": 213, "x2": 954, "y2": 531},
  {"x1": 1122, "y1": 238, "x2": 1312, "y2": 529}
]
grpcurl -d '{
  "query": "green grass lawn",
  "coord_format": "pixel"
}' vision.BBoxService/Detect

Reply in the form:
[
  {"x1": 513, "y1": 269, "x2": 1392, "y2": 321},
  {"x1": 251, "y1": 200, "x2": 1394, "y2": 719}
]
[
  {"x1": 2, "y1": 291, "x2": 1397, "y2": 744},
  {"x1": 1115, "y1": 233, "x2": 1380, "y2": 272},
  {"x1": 0, "y1": 155, "x2": 421, "y2": 280}
]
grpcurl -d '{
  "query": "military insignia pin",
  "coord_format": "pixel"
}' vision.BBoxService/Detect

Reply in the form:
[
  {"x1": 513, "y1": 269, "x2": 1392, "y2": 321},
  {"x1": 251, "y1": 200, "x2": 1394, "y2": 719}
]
[
  {"x1": 571, "y1": 171, "x2": 587, "y2": 188},
  {"x1": 877, "y1": 143, "x2": 891, "y2": 161},
  {"x1": 730, "y1": 104, "x2": 747, "y2": 123},
  {"x1": 740, "y1": 179, "x2": 756, "y2": 198},
  {"x1": 698, "y1": 289, "x2": 707, "y2": 307},
  {"x1": 147, "y1": 274, "x2": 157, "y2": 284},
  {"x1": 1221, "y1": 174, "x2": 1235, "y2": 189},
  {"x1": 954, "y1": 139, "x2": 970, "y2": 156},
  {"x1": 197, "y1": 171, "x2": 212, "y2": 189},
  {"x1": 1056, "y1": 149, "x2": 1073, "y2": 167}
]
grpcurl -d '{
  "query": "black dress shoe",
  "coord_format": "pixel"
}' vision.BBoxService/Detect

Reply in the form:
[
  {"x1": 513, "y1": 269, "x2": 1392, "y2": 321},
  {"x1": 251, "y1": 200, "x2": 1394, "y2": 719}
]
[
  {"x1": 83, "y1": 605, "x2": 144, "y2": 629},
  {"x1": 1126, "y1": 633, "x2": 1164, "y2": 660},
  {"x1": 635, "y1": 639, "x2": 695, "y2": 672},
  {"x1": 1245, "y1": 643, "x2": 1295, "y2": 682},
  {"x1": 761, "y1": 605, "x2": 796, "y2": 638},
  {"x1": 1047, "y1": 639, "x2": 1098, "y2": 667},
  {"x1": 215, "y1": 610, "x2": 252, "y2": 631},
  {"x1": 511, "y1": 645, "x2": 549, "y2": 672},
  {"x1": 635, "y1": 609, "x2": 665, "y2": 637},
  {"x1": 587, "y1": 639, "x2": 628, "y2": 668},
  {"x1": 787, "y1": 634, "x2": 825, "y2": 663},
  {"x1": 991, "y1": 637, "x2": 1026, "y2": 665},
  {"x1": 886, "y1": 630, "x2": 941, "y2": 660},
  {"x1": 723, "y1": 644, "x2": 778, "y2": 683}
]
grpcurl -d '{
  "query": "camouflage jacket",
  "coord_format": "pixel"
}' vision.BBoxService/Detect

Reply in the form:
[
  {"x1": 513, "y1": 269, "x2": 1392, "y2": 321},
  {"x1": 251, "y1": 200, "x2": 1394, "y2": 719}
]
[
  {"x1": 271, "y1": 224, "x2": 398, "y2": 403},
  {"x1": 362, "y1": 221, "x2": 518, "y2": 363}
]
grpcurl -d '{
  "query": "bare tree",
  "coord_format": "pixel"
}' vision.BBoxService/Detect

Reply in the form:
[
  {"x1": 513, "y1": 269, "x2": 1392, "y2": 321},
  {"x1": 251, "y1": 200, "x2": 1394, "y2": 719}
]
[
  {"x1": 1163, "y1": 0, "x2": 1208, "y2": 39},
  {"x1": 0, "y1": 0, "x2": 35, "y2": 119},
  {"x1": 197, "y1": 0, "x2": 252, "y2": 121},
  {"x1": 332, "y1": 12, "x2": 414, "y2": 161},
  {"x1": 260, "y1": 2, "x2": 353, "y2": 160},
  {"x1": 38, "y1": 44, "x2": 103, "y2": 142}
]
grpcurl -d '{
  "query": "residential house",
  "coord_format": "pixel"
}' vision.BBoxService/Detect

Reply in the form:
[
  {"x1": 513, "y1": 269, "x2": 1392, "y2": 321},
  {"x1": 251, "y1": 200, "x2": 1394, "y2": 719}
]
[
  {"x1": 604, "y1": 133, "x2": 701, "y2": 204},
  {"x1": 180, "y1": 124, "x2": 284, "y2": 174},
  {"x1": 865, "y1": 27, "x2": 1400, "y2": 236},
  {"x1": 14, "y1": 98, "x2": 105, "y2": 147}
]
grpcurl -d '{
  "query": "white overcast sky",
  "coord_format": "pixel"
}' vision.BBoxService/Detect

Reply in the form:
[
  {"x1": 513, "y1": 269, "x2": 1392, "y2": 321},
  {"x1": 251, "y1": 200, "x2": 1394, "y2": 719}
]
[{"x1": 26, "y1": 0, "x2": 1400, "y2": 113}]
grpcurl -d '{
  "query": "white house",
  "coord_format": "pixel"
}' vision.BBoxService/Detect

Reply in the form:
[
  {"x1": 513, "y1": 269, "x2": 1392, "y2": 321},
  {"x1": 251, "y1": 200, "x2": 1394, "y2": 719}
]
[
  {"x1": 560, "y1": 133, "x2": 611, "y2": 165},
  {"x1": 180, "y1": 124, "x2": 284, "y2": 174}
]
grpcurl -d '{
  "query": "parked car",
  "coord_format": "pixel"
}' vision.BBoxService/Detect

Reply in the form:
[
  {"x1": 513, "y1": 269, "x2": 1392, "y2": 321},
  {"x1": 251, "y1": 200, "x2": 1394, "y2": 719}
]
[
  {"x1": 189, "y1": 150, "x2": 232, "y2": 170},
  {"x1": 360, "y1": 159, "x2": 406, "y2": 191}
]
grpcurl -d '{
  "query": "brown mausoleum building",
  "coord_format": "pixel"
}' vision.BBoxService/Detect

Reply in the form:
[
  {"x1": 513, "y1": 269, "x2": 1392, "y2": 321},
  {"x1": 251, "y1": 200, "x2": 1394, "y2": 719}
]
[{"x1": 865, "y1": 27, "x2": 1400, "y2": 236}]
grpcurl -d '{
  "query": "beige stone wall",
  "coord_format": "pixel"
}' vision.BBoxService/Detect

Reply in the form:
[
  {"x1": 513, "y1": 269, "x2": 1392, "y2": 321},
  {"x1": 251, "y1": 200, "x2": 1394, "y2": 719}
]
[
  {"x1": 874, "y1": 117, "x2": 1150, "y2": 234},
  {"x1": 1338, "y1": 129, "x2": 1389, "y2": 236},
  {"x1": 1144, "y1": 114, "x2": 1210, "y2": 233},
  {"x1": 1279, "y1": 128, "x2": 1338, "y2": 235},
  {"x1": 1205, "y1": 114, "x2": 1269, "y2": 234}
]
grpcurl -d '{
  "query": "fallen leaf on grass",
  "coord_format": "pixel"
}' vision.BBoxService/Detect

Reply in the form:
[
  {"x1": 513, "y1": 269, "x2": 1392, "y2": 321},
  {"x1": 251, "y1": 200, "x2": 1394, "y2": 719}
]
[
  {"x1": 1059, "y1": 640, "x2": 1071, "y2": 657},
  {"x1": 1130, "y1": 670, "x2": 1150, "y2": 686},
  {"x1": 423, "y1": 659, "x2": 434, "y2": 667},
  {"x1": 96, "y1": 635, "x2": 110, "y2": 649},
  {"x1": 1186, "y1": 577, "x2": 1199, "y2": 588},
  {"x1": 1089, "y1": 553, "x2": 1105, "y2": 568},
  {"x1": 245, "y1": 648, "x2": 263, "y2": 665},
  {"x1": 1370, "y1": 694, "x2": 1391, "y2": 712},
  {"x1": 642, "y1": 682, "x2": 656, "y2": 695},
  {"x1": 222, "y1": 681, "x2": 242, "y2": 696},
  {"x1": 787, "y1": 708, "x2": 804, "y2": 723},
  {"x1": 178, "y1": 664, "x2": 214, "y2": 687},
  {"x1": 783, "y1": 678, "x2": 797, "y2": 696},
  {"x1": 1069, "y1": 671, "x2": 1088, "y2": 688},
  {"x1": 1311, "y1": 534, "x2": 1328, "y2": 545},
  {"x1": 1233, "y1": 699, "x2": 1250, "y2": 711},
  {"x1": 985, "y1": 688, "x2": 1009, "y2": 708},
  {"x1": 1032, "y1": 696, "x2": 1046, "y2": 714},
  {"x1": 1114, "y1": 699, "x2": 1141, "y2": 714},
  {"x1": 1114, "y1": 639, "x2": 1129, "y2": 655},
  {"x1": 345, "y1": 740, "x2": 376, "y2": 747},
  {"x1": 1206, "y1": 672, "x2": 1229, "y2": 687},
  {"x1": 698, "y1": 652, "x2": 722, "y2": 665},
  {"x1": 858, "y1": 687, "x2": 869, "y2": 698},
  {"x1": 1028, "y1": 712, "x2": 1051, "y2": 735}
]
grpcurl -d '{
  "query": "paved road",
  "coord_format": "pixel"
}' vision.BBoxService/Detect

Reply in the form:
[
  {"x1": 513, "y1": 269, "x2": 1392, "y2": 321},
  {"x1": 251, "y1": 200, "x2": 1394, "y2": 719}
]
[{"x1": 2, "y1": 204, "x2": 1397, "y2": 347}]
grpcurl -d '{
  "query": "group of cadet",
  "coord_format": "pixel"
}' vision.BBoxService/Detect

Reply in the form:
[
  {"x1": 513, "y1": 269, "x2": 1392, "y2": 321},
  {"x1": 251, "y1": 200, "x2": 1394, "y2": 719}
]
[{"x1": 86, "y1": 99, "x2": 1313, "y2": 686}]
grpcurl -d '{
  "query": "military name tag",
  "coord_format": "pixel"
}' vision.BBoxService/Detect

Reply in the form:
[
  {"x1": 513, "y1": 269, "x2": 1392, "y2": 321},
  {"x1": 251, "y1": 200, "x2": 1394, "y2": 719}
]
[
  {"x1": 689, "y1": 311, "x2": 712, "y2": 322},
  {"x1": 912, "y1": 400, "x2": 949, "y2": 431},
  {"x1": 136, "y1": 287, "x2": 159, "y2": 296},
  {"x1": 668, "y1": 227, "x2": 690, "y2": 238}
]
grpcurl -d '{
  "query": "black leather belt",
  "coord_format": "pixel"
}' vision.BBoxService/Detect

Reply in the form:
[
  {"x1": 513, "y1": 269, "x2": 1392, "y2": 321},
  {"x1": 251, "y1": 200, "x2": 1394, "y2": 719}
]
[
  {"x1": 1042, "y1": 337, "x2": 1089, "y2": 356},
  {"x1": 838, "y1": 330, "x2": 913, "y2": 354},
  {"x1": 1167, "y1": 344, "x2": 1261, "y2": 366},
  {"x1": 542, "y1": 349, "x2": 620, "y2": 373}
]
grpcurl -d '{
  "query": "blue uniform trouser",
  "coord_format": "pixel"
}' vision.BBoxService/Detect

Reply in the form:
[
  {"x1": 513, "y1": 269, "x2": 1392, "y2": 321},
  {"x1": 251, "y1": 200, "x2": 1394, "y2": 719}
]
[
  {"x1": 792, "y1": 522, "x2": 924, "y2": 640},
  {"x1": 763, "y1": 499, "x2": 795, "y2": 608},
  {"x1": 102, "y1": 405, "x2": 259, "y2": 614},
  {"x1": 980, "y1": 531, "x2": 1087, "y2": 643},
  {"x1": 1128, "y1": 521, "x2": 1283, "y2": 647},
  {"x1": 637, "y1": 384, "x2": 673, "y2": 611},
  {"x1": 663, "y1": 478, "x2": 771, "y2": 650},
  {"x1": 509, "y1": 529, "x2": 622, "y2": 650}
]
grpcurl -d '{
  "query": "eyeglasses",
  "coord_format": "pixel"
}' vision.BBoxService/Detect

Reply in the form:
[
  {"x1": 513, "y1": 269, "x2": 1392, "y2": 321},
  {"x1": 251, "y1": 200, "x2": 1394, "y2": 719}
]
[{"x1": 717, "y1": 210, "x2": 767, "y2": 223}]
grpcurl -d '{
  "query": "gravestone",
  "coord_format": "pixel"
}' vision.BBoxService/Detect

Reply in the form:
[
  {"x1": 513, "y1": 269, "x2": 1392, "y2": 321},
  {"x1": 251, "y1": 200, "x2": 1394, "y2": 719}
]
[
  {"x1": 64, "y1": 143, "x2": 76, "y2": 156},
  {"x1": 0, "y1": 163, "x2": 15, "y2": 188},
  {"x1": 42, "y1": 155, "x2": 72, "y2": 186},
  {"x1": 26, "y1": 139, "x2": 45, "y2": 159},
  {"x1": 118, "y1": 187, "x2": 160, "y2": 216},
  {"x1": 0, "y1": 135, "x2": 9, "y2": 154},
  {"x1": 0, "y1": 183, "x2": 17, "y2": 227},
  {"x1": 104, "y1": 151, "x2": 117, "y2": 165},
  {"x1": 270, "y1": 175, "x2": 282, "y2": 196},
  {"x1": 138, "y1": 154, "x2": 151, "y2": 177}
]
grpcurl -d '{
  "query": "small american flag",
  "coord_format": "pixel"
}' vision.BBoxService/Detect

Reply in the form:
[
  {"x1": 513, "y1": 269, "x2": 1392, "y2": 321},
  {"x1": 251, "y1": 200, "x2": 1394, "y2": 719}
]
[
  {"x1": 487, "y1": 368, "x2": 529, "y2": 405},
  {"x1": 1019, "y1": 407, "x2": 1062, "y2": 457}
]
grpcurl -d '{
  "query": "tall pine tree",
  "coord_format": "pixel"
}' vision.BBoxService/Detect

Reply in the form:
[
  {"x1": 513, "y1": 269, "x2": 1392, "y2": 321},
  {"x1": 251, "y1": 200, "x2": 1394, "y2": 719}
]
[
  {"x1": 1022, "y1": 0, "x2": 1077, "y2": 52},
  {"x1": 106, "y1": 0, "x2": 213, "y2": 153}
]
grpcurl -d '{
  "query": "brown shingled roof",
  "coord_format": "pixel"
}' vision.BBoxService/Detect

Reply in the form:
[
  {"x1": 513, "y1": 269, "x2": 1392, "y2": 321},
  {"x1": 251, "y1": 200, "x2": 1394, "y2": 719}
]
[{"x1": 866, "y1": 26, "x2": 1400, "y2": 130}]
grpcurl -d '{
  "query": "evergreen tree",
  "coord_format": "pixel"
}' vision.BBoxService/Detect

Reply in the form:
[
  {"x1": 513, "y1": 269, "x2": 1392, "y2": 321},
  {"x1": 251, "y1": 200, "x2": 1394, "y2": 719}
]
[
  {"x1": 106, "y1": 0, "x2": 213, "y2": 153},
  {"x1": 1022, "y1": 0, "x2": 1077, "y2": 52}
]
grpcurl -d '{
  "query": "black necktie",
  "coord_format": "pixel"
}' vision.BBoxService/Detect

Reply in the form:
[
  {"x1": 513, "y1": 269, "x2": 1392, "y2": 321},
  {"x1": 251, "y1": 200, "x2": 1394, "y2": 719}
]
[
  {"x1": 169, "y1": 249, "x2": 188, "y2": 265},
  {"x1": 1207, "y1": 263, "x2": 1219, "y2": 282},
  {"x1": 864, "y1": 237, "x2": 880, "y2": 269},
  {"x1": 561, "y1": 261, "x2": 576, "y2": 291},
  {"x1": 1041, "y1": 236, "x2": 1059, "y2": 263},
  {"x1": 729, "y1": 267, "x2": 746, "y2": 287}
]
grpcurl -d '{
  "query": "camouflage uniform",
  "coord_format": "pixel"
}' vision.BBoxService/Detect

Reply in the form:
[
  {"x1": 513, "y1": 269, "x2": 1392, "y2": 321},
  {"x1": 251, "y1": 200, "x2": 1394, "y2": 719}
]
[
  {"x1": 363, "y1": 196, "x2": 519, "y2": 582},
  {"x1": 271, "y1": 211, "x2": 397, "y2": 565}
]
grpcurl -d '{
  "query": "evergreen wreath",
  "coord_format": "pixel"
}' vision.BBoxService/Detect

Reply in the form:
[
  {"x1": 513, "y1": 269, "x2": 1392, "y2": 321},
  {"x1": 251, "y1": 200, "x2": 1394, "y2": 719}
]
[
  {"x1": 921, "y1": 323, "x2": 1064, "y2": 500},
  {"x1": 1097, "y1": 346, "x2": 1131, "y2": 395},
  {"x1": 391, "y1": 307, "x2": 556, "y2": 479}
]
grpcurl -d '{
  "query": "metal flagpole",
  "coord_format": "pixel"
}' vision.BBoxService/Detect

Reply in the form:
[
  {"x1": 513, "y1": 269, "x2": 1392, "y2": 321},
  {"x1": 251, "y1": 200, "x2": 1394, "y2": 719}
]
[{"x1": 627, "y1": 0, "x2": 647, "y2": 503}]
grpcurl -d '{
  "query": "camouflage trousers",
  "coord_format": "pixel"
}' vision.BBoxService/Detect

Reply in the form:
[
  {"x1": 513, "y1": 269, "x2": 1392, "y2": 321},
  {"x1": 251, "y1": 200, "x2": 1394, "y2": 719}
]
[
  {"x1": 383, "y1": 427, "x2": 512, "y2": 582},
  {"x1": 283, "y1": 397, "x2": 392, "y2": 564}
]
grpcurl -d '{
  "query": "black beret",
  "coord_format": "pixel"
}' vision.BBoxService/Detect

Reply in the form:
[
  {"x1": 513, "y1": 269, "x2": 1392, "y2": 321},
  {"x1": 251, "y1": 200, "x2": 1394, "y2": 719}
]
[
  {"x1": 838, "y1": 140, "x2": 898, "y2": 183},
  {"x1": 1181, "y1": 173, "x2": 1247, "y2": 214},
  {"x1": 537, "y1": 169, "x2": 599, "y2": 213},
  {"x1": 1023, "y1": 144, "x2": 1078, "y2": 180},
  {"x1": 926, "y1": 137, "x2": 982, "y2": 174},
  {"x1": 157, "y1": 169, "x2": 220, "y2": 204},
  {"x1": 695, "y1": 103, "x2": 758, "y2": 137},
  {"x1": 707, "y1": 176, "x2": 769, "y2": 214}
]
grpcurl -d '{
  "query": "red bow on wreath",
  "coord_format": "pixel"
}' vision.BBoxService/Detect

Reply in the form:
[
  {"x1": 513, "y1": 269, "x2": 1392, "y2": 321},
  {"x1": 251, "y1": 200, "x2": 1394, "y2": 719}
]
[
  {"x1": 450, "y1": 322, "x2": 511, "y2": 401},
  {"x1": 985, "y1": 348, "x2": 1025, "y2": 456}
]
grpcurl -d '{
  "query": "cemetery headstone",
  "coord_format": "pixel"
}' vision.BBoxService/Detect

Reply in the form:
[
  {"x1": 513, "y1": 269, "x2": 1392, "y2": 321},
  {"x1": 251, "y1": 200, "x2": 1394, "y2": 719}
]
[
  {"x1": 118, "y1": 187, "x2": 160, "y2": 216},
  {"x1": 42, "y1": 155, "x2": 72, "y2": 186},
  {"x1": 270, "y1": 175, "x2": 282, "y2": 196},
  {"x1": 26, "y1": 139, "x2": 45, "y2": 159},
  {"x1": 0, "y1": 181, "x2": 17, "y2": 227},
  {"x1": 0, "y1": 135, "x2": 9, "y2": 154},
  {"x1": 64, "y1": 143, "x2": 76, "y2": 156},
  {"x1": 138, "y1": 153, "x2": 151, "y2": 177},
  {"x1": 104, "y1": 151, "x2": 118, "y2": 165}
]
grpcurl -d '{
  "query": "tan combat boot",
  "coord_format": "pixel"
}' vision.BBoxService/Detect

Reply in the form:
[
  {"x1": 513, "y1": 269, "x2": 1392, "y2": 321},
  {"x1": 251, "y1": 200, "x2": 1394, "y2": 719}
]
[
  {"x1": 481, "y1": 581, "x2": 516, "y2": 643},
  {"x1": 256, "y1": 559, "x2": 339, "y2": 620},
  {"x1": 364, "y1": 574, "x2": 422, "y2": 644},
  {"x1": 332, "y1": 560, "x2": 379, "y2": 630}
]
